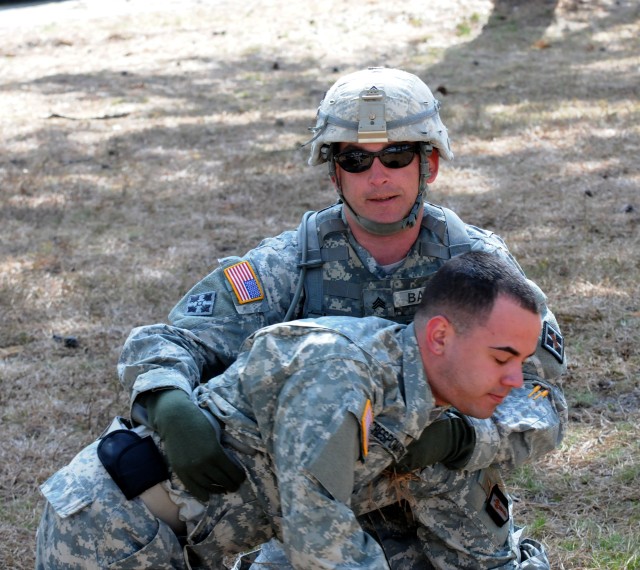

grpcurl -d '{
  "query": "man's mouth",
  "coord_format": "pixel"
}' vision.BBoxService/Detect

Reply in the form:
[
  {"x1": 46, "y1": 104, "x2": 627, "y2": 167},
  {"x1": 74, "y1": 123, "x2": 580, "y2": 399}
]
[
  {"x1": 488, "y1": 393, "x2": 508, "y2": 405},
  {"x1": 368, "y1": 195, "x2": 397, "y2": 203}
]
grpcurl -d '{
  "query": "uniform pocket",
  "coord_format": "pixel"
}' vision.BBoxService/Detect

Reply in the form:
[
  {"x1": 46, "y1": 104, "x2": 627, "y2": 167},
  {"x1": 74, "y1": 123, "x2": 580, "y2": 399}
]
[
  {"x1": 39, "y1": 465, "x2": 93, "y2": 519},
  {"x1": 185, "y1": 498, "x2": 272, "y2": 569},
  {"x1": 107, "y1": 520, "x2": 185, "y2": 569}
]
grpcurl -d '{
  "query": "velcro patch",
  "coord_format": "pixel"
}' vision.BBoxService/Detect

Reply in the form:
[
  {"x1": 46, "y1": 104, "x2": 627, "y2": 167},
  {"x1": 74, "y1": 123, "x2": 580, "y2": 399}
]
[
  {"x1": 186, "y1": 292, "x2": 216, "y2": 316},
  {"x1": 393, "y1": 287, "x2": 425, "y2": 308},
  {"x1": 541, "y1": 321, "x2": 564, "y2": 363},
  {"x1": 224, "y1": 261, "x2": 264, "y2": 305},
  {"x1": 486, "y1": 484, "x2": 510, "y2": 528},
  {"x1": 360, "y1": 399, "x2": 373, "y2": 458},
  {"x1": 307, "y1": 414, "x2": 359, "y2": 504}
]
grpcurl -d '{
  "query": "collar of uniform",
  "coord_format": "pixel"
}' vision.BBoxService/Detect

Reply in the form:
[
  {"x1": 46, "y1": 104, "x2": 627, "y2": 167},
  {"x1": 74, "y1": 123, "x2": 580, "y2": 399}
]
[{"x1": 401, "y1": 323, "x2": 438, "y2": 437}]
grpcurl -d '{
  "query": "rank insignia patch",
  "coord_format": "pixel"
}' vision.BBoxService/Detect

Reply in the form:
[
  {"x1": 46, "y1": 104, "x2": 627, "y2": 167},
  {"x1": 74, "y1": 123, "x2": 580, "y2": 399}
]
[
  {"x1": 224, "y1": 261, "x2": 264, "y2": 304},
  {"x1": 360, "y1": 399, "x2": 373, "y2": 458},
  {"x1": 541, "y1": 321, "x2": 564, "y2": 363},
  {"x1": 186, "y1": 292, "x2": 216, "y2": 316}
]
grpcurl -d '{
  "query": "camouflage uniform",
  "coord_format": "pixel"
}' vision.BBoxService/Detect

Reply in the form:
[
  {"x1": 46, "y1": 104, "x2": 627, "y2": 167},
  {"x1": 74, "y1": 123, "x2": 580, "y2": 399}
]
[
  {"x1": 37, "y1": 204, "x2": 566, "y2": 569},
  {"x1": 38, "y1": 66, "x2": 567, "y2": 568},
  {"x1": 37, "y1": 317, "x2": 563, "y2": 569},
  {"x1": 120, "y1": 203, "x2": 566, "y2": 477}
]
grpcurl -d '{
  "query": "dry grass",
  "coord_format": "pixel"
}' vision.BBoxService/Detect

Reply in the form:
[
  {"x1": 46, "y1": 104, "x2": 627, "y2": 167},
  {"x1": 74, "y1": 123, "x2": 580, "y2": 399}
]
[{"x1": 1, "y1": 0, "x2": 639, "y2": 568}]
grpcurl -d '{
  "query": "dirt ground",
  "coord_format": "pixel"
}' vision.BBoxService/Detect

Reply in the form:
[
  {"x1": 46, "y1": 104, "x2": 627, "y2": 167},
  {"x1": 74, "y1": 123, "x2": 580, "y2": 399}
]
[{"x1": 1, "y1": 0, "x2": 639, "y2": 568}]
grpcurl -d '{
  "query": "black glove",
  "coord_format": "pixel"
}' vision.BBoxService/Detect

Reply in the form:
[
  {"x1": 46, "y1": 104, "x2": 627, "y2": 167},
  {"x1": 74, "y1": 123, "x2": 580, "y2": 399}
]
[
  {"x1": 395, "y1": 410, "x2": 476, "y2": 472},
  {"x1": 142, "y1": 389, "x2": 246, "y2": 501}
]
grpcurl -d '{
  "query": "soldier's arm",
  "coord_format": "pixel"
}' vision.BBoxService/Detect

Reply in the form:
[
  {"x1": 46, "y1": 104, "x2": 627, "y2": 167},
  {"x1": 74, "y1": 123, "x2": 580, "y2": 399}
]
[
  {"x1": 271, "y1": 360, "x2": 391, "y2": 569},
  {"x1": 117, "y1": 231, "x2": 300, "y2": 418}
]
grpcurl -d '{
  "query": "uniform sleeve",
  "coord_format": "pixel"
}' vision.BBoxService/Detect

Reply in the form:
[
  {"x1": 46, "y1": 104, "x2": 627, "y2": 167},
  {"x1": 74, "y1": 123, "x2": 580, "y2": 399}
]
[
  {"x1": 462, "y1": 225, "x2": 568, "y2": 471},
  {"x1": 463, "y1": 379, "x2": 567, "y2": 472},
  {"x1": 269, "y1": 362, "x2": 390, "y2": 570},
  {"x1": 117, "y1": 232, "x2": 300, "y2": 412}
]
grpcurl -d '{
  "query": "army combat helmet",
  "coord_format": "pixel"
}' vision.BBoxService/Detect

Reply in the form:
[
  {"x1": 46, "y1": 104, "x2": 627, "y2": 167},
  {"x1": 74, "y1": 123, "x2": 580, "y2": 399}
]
[{"x1": 307, "y1": 67, "x2": 453, "y2": 235}]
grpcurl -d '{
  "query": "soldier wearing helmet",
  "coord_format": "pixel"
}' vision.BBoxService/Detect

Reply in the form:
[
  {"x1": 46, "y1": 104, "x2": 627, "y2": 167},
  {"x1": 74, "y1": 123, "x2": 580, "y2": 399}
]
[
  {"x1": 37, "y1": 68, "x2": 566, "y2": 569},
  {"x1": 308, "y1": 66, "x2": 453, "y2": 236}
]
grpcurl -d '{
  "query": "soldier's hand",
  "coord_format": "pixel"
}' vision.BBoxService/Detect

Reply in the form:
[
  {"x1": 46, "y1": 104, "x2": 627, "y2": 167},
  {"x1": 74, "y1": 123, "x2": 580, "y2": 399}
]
[
  {"x1": 395, "y1": 410, "x2": 476, "y2": 472},
  {"x1": 143, "y1": 389, "x2": 246, "y2": 501}
]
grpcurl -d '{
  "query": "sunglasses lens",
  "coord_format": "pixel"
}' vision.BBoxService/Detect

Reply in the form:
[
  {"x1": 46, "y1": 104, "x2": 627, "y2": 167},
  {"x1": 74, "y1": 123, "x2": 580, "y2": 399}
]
[
  {"x1": 334, "y1": 151, "x2": 374, "y2": 173},
  {"x1": 334, "y1": 145, "x2": 417, "y2": 173},
  {"x1": 379, "y1": 146, "x2": 416, "y2": 169}
]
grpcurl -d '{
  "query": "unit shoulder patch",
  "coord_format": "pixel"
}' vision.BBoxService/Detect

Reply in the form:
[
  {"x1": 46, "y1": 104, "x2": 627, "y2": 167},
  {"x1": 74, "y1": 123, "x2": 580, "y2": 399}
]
[
  {"x1": 186, "y1": 292, "x2": 216, "y2": 316},
  {"x1": 223, "y1": 261, "x2": 265, "y2": 305},
  {"x1": 541, "y1": 321, "x2": 564, "y2": 363}
]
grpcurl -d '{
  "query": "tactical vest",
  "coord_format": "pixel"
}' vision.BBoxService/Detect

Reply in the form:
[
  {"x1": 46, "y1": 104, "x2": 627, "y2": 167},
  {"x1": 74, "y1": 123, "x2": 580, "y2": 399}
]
[{"x1": 294, "y1": 203, "x2": 472, "y2": 324}]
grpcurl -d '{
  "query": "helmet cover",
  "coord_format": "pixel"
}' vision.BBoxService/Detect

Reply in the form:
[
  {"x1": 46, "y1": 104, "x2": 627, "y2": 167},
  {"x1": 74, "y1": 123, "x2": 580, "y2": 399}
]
[{"x1": 307, "y1": 67, "x2": 453, "y2": 165}]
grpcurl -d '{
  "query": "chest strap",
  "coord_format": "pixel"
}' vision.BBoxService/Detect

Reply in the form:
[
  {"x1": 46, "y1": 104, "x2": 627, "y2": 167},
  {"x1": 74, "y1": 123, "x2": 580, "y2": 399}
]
[{"x1": 295, "y1": 205, "x2": 349, "y2": 318}]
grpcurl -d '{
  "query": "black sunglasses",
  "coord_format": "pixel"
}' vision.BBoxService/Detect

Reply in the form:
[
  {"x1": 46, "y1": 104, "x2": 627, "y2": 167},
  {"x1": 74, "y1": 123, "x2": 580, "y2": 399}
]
[{"x1": 333, "y1": 144, "x2": 418, "y2": 174}]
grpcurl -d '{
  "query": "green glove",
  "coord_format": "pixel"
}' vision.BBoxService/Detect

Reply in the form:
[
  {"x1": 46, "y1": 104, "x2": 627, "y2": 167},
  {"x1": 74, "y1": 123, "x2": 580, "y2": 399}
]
[
  {"x1": 142, "y1": 389, "x2": 246, "y2": 501},
  {"x1": 395, "y1": 410, "x2": 476, "y2": 472}
]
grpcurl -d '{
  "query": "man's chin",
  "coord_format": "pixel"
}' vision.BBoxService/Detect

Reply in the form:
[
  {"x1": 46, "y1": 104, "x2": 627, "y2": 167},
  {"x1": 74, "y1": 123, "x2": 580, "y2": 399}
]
[{"x1": 457, "y1": 406, "x2": 494, "y2": 420}]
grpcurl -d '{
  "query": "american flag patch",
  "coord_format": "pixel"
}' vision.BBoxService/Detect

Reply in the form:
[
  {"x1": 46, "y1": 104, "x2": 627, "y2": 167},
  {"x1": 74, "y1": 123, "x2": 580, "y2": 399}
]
[
  {"x1": 223, "y1": 261, "x2": 264, "y2": 304},
  {"x1": 360, "y1": 399, "x2": 373, "y2": 458}
]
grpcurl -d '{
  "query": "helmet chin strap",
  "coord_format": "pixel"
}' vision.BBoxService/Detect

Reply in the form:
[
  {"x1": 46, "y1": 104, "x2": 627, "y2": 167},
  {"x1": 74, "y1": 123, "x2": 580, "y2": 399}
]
[
  {"x1": 330, "y1": 143, "x2": 431, "y2": 236},
  {"x1": 340, "y1": 189, "x2": 425, "y2": 236}
]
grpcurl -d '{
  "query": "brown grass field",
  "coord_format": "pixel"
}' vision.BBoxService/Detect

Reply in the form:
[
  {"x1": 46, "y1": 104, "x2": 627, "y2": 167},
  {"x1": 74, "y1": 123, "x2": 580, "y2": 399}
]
[{"x1": 1, "y1": 0, "x2": 638, "y2": 567}]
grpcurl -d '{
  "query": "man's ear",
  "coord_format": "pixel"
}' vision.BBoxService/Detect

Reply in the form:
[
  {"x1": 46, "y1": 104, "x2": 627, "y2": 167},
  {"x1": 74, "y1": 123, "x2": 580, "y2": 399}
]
[
  {"x1": 426, "y1": 150, "x2": 440, "y2": 184},
  {"x1": 423, "y1": 314, "x2": 451, "y2": 355}
]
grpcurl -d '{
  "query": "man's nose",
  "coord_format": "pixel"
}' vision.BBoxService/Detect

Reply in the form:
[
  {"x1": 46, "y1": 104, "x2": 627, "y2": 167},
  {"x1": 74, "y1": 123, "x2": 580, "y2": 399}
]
[
  {"x1": 366, "y1": 156, "x2": 390, "y2": 181},
  {"x1": 502, "y1": 365, "x2": 524, "y2": 389}
]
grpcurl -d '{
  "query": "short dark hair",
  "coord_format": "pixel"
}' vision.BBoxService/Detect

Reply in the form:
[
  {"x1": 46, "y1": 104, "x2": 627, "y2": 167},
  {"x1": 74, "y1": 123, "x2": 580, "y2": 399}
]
[{"x1": 415, "y1": 251, "x2": 541, "y2": 332}]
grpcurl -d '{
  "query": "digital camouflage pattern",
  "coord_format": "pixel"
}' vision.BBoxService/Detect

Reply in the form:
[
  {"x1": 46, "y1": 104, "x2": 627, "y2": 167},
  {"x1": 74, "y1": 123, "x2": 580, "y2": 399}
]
[
  {"x1": 37, "y1": 203, "x2": 567, "y2": 568},
  {"x1": 118, "y1": 203, "x2": 566, "y2": 473},
  {"x1": 306, "y1": 67, "x2": 455, "y2": 165},
  {"x1": 38, "y1": 318, "x2": 560, "y2": 568}
]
